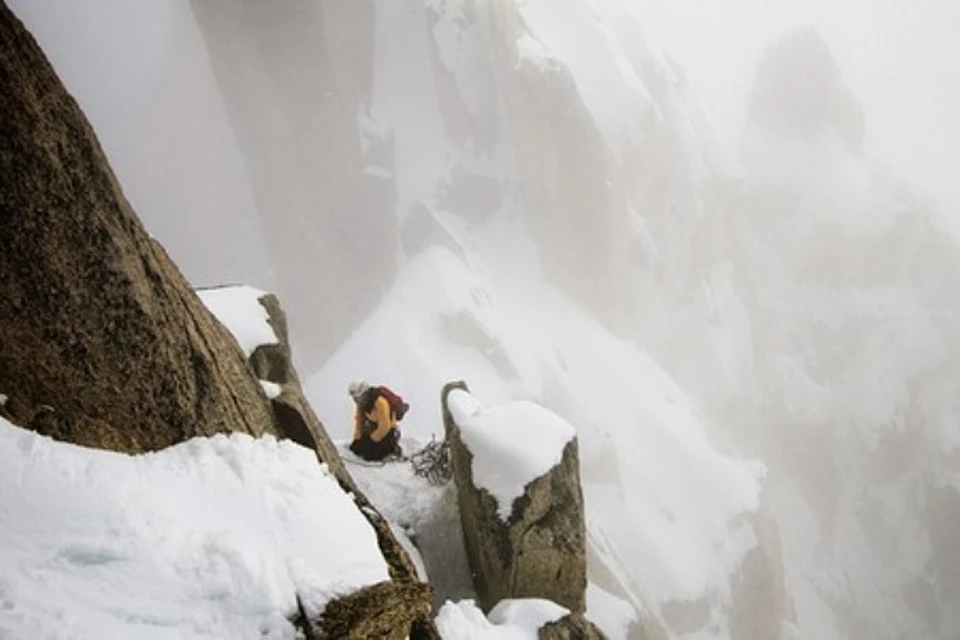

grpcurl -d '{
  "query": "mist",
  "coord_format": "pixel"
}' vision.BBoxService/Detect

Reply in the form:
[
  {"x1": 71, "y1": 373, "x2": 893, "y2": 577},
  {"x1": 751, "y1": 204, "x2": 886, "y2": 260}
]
[{"x1": 9, "y1": 0, "x2": 959, "y2": 638}]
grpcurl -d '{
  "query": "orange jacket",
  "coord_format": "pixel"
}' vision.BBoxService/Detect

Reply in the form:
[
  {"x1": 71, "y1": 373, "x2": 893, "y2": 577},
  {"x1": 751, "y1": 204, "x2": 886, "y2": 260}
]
[{"x1": 352, "y1": 394, "x2": 396, "y2": 443}]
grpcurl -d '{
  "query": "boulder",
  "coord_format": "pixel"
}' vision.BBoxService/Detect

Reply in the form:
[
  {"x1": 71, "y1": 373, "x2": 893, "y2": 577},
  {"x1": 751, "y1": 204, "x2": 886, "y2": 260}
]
[
  {"x1": 539, "y1": 613, "x2": 608, "y2": 640},
  {"x1": 0, "y1": 1, "x2": 275, "y2": 453},
  {"x1": 298, "y1": 581, "x2": 435, "y2": 640},
  {"x1": 441, "y1": 381, "x2": 587, "y2": 613}
]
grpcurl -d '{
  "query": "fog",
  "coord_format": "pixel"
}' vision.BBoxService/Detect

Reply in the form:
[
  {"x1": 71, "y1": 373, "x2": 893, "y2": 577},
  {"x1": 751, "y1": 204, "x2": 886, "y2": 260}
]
[
  {"x1": 9, "y1": 0, "x2": 960, "y2": 638},
  {"x1": 636, "y1": 0, "x2": 960, "y2": 220}
]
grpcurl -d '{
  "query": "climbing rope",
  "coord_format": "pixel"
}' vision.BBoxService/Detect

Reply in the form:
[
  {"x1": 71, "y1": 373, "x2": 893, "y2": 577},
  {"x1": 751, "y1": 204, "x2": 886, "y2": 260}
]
[{"x1": 409, "y1": 436, "x2": 452, "y2": 486}]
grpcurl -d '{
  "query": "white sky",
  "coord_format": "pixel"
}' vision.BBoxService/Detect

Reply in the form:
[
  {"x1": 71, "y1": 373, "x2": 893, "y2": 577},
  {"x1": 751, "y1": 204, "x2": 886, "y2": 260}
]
[{"x1": 634, "y1": 0, "x2": 960, "y2": 218}]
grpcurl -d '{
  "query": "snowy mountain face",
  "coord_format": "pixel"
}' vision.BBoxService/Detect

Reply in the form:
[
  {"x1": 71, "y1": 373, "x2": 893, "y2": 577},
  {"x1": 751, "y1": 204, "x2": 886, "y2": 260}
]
[
  {"x1": 723, "y1": 32, "x2": 960, "y2": 640},
  {"x1": 12, "y1": 0, "x2": 960, "y2": 638}
]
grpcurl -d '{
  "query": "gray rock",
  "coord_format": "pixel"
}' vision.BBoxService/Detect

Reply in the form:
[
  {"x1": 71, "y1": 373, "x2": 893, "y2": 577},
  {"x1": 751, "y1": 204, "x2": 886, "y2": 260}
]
[
  {"x1": 441, "y1": 381, "x2": 587, "y2": 613},
  {"x1": 0, "y1": 2, "x2": 275, "y2": 453}
]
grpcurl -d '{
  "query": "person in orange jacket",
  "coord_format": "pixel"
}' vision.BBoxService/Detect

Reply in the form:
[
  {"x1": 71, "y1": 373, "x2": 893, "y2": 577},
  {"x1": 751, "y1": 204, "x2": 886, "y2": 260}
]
[{"x1": 348, "y1": 380, "x2": 403, "y2": 461}]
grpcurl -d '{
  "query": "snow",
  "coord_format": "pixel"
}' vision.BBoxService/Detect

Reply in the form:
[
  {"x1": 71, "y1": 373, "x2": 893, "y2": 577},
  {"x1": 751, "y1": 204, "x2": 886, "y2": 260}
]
[
  {"x1": 448, "y1": 389, "x2": 576, "y2": 520},
  {"x1": 514, "y1": 32, "x2": 556, "y2": 71},
  {"x1": 338, "y1": 436, "x2": 475, "y2": 607},
  {"x1": 516, "y1": 0, "x2": 656, "y2": 155},
  {"x1": 260, "y1": 381, "x2": 282, "y2": 400},
  {"x1": 197, "y1": 285, "x2": 277, "y2": 357},
  {"x1": 0, "y1": 419, "x2": 389, "y2": 640},
  {"x1": 586, "y1": 582, "x2": 638, "y2": 640},
  {"x1": 435, "y1": 599, "x2": 566, "y2": 640},
  {"x1": 487, "y1": 599, "x2": 569, "y2": 632}
]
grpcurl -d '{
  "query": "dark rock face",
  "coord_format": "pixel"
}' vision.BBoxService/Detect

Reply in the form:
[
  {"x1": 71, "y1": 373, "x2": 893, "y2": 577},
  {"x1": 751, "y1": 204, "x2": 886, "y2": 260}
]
[
  {"x1": 0, "y1": 1, "x2": 275, "y2": 452},
  {"x1": 442, "y1": 381, "x2": 587, "y2": 614},
  {"x1": 539, "y1": 613, "x2": 608, "y2": 640}
]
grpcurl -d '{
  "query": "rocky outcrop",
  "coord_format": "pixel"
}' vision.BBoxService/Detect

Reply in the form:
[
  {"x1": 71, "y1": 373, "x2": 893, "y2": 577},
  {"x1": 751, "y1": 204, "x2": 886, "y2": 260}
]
[
  {"x1": 0, "y1": 1, "x2": 275, "y2": 453},
  {"x1": 441, "y1": 381, "x2": 587, "y2": 613},
  {"x1": 202, "y1": 285, "x2": 438, "y2": 638},
  {"x1": 488, "y1": 2, "x2": 641, "y2": 335},
  {"x1": 231, "y1": 289, "x2": 352, "y2": 484},
  {"x1": 745, "y1": 28, "x2": 864, "y2": 156},
  {"x1": 539, "y1": 614, "x2": 608, "y2": 640},
  {"x1": 303, "y1": 581, "x2": 435, "y2": 640}
]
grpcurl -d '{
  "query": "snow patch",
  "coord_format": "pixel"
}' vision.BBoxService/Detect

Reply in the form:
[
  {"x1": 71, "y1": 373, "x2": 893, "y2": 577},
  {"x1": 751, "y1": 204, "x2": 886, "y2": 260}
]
[
  {"x1": 0, "y1": 419, "x2": 388, "y2": 639},
  {"x1": 449, "y1": 389, "x2": 576, "y2": 521},
  {"x1": 260, "y1": 380, "x2": 282, "y2": 400},
  {"x1": 197, "y1": 285, "x2": 277, "y2": 357},
  {"x1": 435, "y1": 598, "x2": 566, "y2": 639},
  {"x1": 487, "y1": 598, "x2": 569, "y2": 633}
]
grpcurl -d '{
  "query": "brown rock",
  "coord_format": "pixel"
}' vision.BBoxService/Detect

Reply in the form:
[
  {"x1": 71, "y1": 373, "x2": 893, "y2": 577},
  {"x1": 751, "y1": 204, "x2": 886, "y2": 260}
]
[
  {"x1": 539, "y1": 613, "x2": 608, "y2": 640},
  {"x1": 302, "y1": 581, "x2": 435, "y2": 640},
  {"x1": 442, "y1": 381, "x2": 587, "y2": 613},
  {"x1": 0, "y1": 2, "x2": 275, "y2": 453}
]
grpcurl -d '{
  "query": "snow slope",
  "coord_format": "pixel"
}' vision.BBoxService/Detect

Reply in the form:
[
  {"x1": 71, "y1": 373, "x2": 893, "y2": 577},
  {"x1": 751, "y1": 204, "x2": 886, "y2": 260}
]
[
  {"x1": 0, "y1": 421, "x2": 388, "y2": 640},
  {"x1": 306, "y1": 231, "x2": 765, "y2": 637}
]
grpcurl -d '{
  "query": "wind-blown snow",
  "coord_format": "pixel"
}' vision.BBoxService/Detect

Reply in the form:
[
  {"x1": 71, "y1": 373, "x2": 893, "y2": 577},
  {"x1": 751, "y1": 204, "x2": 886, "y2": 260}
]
[
  {"x1": 448, "y1": 389, "x2": 576, "y2": 520},
  {"x1": 0, "y1": 419, "x2": 389, "y2": 640},
  {"x1": 197, "y1": 285, "x2": 277, "y2": 357}
]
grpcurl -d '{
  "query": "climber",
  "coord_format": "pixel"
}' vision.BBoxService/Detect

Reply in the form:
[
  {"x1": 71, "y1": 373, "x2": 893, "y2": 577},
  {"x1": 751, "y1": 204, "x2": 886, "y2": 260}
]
[{"x1": 347, "y1": 380, "x2": 407, "y2": 461}]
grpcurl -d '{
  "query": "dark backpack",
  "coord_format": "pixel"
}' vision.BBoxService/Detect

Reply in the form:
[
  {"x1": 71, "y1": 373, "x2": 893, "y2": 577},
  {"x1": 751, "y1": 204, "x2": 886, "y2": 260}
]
[{"x1": 362, "y1": 385, "x2": 409, "y2": 421}]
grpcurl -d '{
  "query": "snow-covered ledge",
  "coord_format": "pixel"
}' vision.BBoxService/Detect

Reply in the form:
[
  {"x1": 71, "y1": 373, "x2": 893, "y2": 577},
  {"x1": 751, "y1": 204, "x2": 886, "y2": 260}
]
[
  {"x1": 196, "y1": 285, "x2": 280, "y2": 399},
  {"x1": 442, "y1": 381, "x2": 589, "y2": 616}
]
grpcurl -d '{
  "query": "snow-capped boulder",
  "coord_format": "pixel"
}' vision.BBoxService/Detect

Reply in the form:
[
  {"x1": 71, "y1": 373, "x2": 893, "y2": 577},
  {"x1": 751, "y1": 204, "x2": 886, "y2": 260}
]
[
  {"x1": 442, "y1": 381, "x2": 587, "y2": 614},
  {"x1": 0, "y1": 4, "x2": 275, "y2": 453}
]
